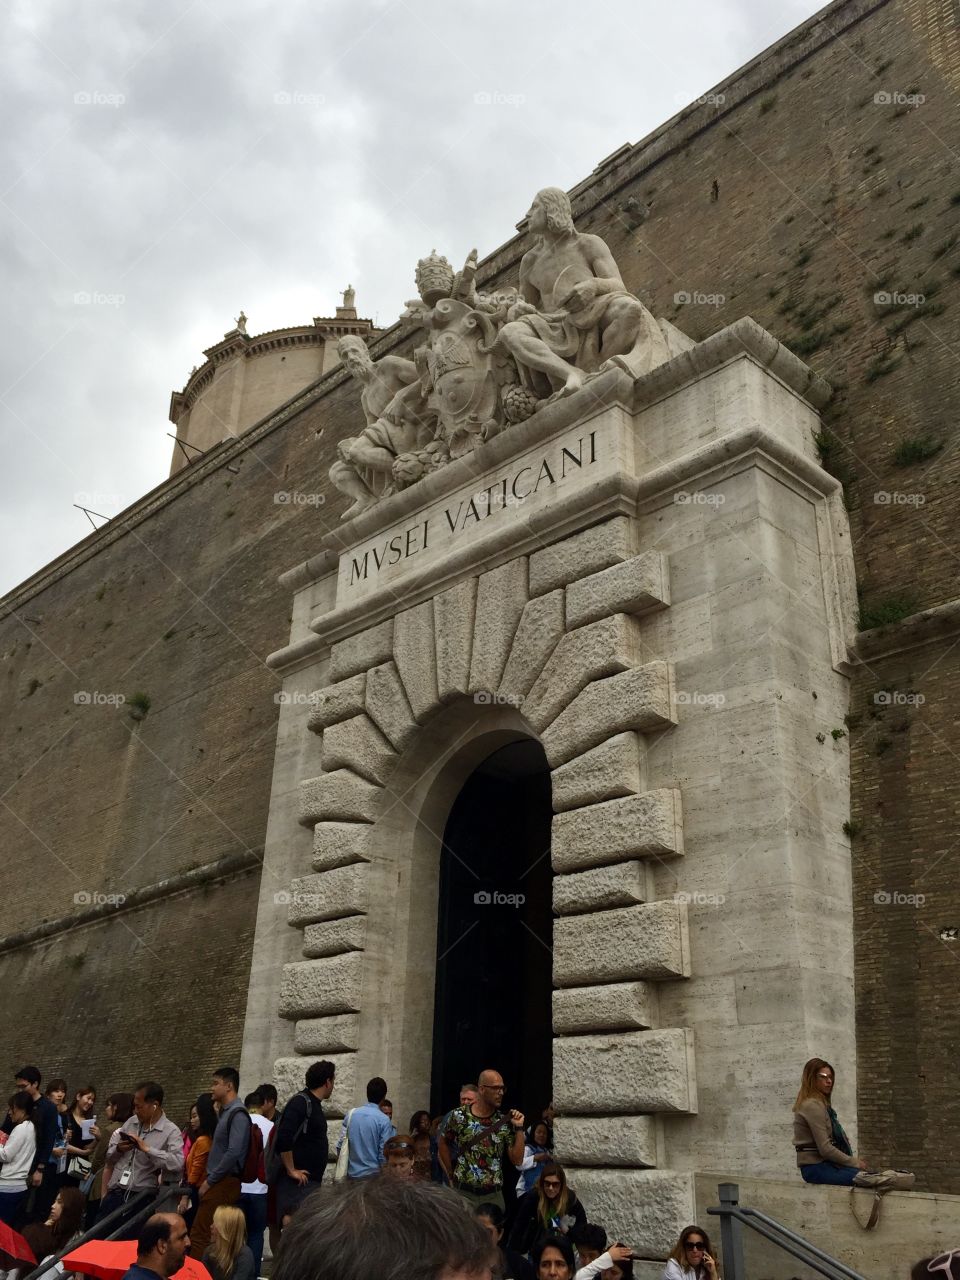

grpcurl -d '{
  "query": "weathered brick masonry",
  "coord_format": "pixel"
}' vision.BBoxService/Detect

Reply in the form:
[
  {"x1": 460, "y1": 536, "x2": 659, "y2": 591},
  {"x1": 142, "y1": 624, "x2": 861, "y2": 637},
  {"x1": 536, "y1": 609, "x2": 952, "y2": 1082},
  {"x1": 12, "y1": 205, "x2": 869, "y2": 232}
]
[{"x1": 1, "y1": 0, "x2": 957, "y2": 1180}]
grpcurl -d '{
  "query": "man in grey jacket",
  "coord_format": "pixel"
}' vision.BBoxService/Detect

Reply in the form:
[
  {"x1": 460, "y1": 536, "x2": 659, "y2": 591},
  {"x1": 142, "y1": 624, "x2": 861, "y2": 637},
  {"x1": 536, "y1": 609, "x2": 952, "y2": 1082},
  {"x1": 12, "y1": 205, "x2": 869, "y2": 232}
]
[{"x1": 191, "y1": 1067, "x2": 251, "y2": 1258}]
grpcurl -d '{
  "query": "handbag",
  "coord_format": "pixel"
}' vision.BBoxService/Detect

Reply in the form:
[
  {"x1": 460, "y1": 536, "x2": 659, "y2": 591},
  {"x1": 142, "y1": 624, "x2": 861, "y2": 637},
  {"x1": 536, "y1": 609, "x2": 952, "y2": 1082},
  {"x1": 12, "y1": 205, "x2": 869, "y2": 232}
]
[
  {"x1": 334, "y1": 1109, "x2": 355, "y2": 1183},
  {"x1": 68, "y1": 1154, "x2": 93, "y2": 1179},
  {"x1": 850, "y1": 1169, "x2": 916, "y2": 1229}
]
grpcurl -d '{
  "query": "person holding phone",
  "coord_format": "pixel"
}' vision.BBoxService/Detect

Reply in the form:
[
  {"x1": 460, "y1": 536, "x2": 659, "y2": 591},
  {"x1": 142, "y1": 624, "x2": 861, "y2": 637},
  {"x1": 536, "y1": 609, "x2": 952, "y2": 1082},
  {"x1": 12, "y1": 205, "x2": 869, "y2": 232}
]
[
  {"x1": 98, "y1": 1082, "x2": 183, "y2": 1237},
  {"x1": 662, "y1": 1226, "x2": 718, "y2": 1280}
]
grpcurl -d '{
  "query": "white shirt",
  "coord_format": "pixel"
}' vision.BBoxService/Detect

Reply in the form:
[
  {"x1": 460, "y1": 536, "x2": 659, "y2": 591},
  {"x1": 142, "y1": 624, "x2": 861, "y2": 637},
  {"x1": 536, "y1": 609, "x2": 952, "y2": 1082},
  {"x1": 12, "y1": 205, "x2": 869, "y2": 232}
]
[
  {"x1": 0, "y1": 1120, "x2": 38, "y2": 1188},
  {"x1": 662, "y1": 1260, "x2": 703, "y2": 1280},
  {"x1": 241, "y1": 1112, "x2": 273, "y2": 1194}
]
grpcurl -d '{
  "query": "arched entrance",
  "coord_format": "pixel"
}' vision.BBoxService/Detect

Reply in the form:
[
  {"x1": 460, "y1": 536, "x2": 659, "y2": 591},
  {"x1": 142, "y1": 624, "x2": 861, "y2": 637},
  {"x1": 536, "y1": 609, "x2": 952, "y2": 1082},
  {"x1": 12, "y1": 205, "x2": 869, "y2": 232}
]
[{"x1": 430, "y1": 738, "x2": 553, "y2": 1123}]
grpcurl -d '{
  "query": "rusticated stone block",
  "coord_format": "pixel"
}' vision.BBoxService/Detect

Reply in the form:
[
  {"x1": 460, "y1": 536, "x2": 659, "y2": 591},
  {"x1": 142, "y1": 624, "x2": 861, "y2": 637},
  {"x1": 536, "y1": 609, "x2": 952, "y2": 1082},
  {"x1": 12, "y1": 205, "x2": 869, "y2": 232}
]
[
  {"x1": 551, "y1": 733, "x2": 643, "y2": 813},
  {"x1": 553, "y1": 982, "x2": 656, "y2": 1034},
  {"x1": 288, "y1": 864, "x2": 367, "y2": 926},
  {"x1": 302, "y1": 916, "x2": 366, "y2": 957},
  {"x1": 321, "y1": 714, "x2": 397, "y2": 786},
  {"x1": 552, "y1": 789, "x2": 683, "y2": 871},
  {"x1": 528, "y1": 516, "x2": 636, "y2": 597},
  {"x1": 553, "y1": 901, "x2": 689, "y2": 987},
  {"x1": 543, "y1": 663, "x2": 676, "y2": 768},
  {"x1": 274, "y1": 1052, "x2": 357, "y2": 1118},
  {"x1": 498, "y1": 590, "x2": 564, "y2": 701},
  {"x1": 469, "y1": 558, "x2": 528, "y2": 693},
  {"x1": 554, "y1": 1115, "x2": 657, "y2": 1167},
  {"x1": 569, "y1": 1170, "x2": 695, "y2": 1259},
  {"x1": 434, "y1": 577, "x2": 477, "y2": 701},
  {"x1": 329, "y1": 620, "x2": 394, "y2": 682},
  {"x1": 306, "y1": 673, "x2": 366, "y2": 733},
  {"x1": 394, "y1": 601, "x2": 440, "y2": 722},
  {"x1": 553, "y1": 861, "x2": 647, "y2": 915},
  {"x1": 294, "y1": 1013, "x2": 360, "y2": 1054},
  {"x1": 312, "y1": 822, "x2": 373, "y2": 870},
  {"x1": 365, "y1": 662, "x2": 418, "y2": 752},
  {"x1": 554, "y1": 1029, "x2": 697, "y2": 1114},
  {"x1": 298, "y1": 770, "x2": 382, "y2": 826},
  {"x1": 278, "y1": 952, "x2": 363, "y2": 1019},
  {"x1": 565, "y1": 552, "x2": 670, "y2": 629},
  {"x1": 524, "y1": 614, "x2": 646, "y2": 732}
]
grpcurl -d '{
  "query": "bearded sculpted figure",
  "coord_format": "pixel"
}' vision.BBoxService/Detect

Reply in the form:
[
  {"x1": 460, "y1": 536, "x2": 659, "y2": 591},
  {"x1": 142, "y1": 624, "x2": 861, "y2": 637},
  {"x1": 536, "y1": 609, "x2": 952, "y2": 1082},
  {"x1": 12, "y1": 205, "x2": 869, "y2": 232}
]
[{"x1": 497, "y1": 186, "x2": 672, "y2": 397}]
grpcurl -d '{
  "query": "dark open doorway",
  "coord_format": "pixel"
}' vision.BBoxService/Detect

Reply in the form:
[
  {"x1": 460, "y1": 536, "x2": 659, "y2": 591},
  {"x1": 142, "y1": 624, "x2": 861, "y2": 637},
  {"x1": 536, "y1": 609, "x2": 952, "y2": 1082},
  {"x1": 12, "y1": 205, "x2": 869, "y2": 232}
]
[{"x1": 431, "y1": 738, "x2": 553, "y2": 1127}]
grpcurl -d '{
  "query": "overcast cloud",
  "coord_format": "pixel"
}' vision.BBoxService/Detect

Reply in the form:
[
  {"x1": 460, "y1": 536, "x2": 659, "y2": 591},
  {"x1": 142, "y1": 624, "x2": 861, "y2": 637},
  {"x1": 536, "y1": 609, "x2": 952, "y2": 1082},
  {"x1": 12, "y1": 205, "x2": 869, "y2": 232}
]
[{"x1": 0, "y1": 0, "x2": 822, "y2": 595}]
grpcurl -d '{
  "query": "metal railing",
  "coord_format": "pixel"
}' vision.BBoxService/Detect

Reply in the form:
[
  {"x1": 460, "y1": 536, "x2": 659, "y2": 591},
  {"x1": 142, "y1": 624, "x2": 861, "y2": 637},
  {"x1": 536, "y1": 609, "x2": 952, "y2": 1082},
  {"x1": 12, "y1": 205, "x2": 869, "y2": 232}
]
[
  {"x1": 19, "y1": 1183, "x2": 186, "y2": 1280},
  {"x1": 708, "y1": 1181, "x2": 867, "y2": 1280}
]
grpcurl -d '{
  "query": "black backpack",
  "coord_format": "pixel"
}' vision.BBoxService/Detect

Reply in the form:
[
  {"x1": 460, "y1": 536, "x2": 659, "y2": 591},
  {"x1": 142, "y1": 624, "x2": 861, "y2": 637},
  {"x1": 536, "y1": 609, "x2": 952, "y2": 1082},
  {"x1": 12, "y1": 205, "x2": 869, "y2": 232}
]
[{"x1": 264, "y1": 1092, "x2": 313, "y2": 1185}]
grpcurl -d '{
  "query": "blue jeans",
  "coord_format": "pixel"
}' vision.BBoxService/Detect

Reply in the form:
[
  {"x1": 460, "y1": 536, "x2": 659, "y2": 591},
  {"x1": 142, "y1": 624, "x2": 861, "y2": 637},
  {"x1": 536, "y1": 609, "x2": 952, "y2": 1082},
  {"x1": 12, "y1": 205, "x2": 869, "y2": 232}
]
[
  {"x1": 801, "y1": 1161, "x2": 859, "y2": 1186},
  {"x1": 239, "y1": 1192, "x2": 268, "y2": 1273}
]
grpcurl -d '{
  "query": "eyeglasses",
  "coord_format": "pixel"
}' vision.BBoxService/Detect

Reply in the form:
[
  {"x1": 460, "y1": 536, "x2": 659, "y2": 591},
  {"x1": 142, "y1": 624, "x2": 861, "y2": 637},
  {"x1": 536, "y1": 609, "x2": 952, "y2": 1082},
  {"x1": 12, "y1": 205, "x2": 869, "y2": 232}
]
[
  {"x1": 928, "y1": 1251, "x2": 960, "y2": 1276},
  {"x1": 542, "y1": 1180, "x2": 562, "y2": 1188},
  {"x1": 685, "y1": 1242, "x2": 706, "y2": 1251},
  {"x1": 816, "y1": 1072, "x2": 833, "y2": 1080}
]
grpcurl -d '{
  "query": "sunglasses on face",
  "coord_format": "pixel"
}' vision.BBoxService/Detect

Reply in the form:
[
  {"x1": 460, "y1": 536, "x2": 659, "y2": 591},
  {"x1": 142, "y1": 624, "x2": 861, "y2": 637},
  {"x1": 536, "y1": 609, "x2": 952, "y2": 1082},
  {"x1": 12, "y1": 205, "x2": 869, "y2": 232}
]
[{"x1": 685, "y1": 1242, "x2": 706, "y2": 1251}]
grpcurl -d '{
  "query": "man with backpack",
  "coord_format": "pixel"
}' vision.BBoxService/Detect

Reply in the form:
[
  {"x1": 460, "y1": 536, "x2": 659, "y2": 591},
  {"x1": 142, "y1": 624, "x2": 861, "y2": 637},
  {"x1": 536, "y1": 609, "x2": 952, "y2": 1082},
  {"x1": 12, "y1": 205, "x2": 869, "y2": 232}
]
[
  {"x1": 190, "y1": 1067, "x2": 253, "y2": 1258},
  {"x1": 272, "y1": 1061, "x2": 335, "y2": 1227}
]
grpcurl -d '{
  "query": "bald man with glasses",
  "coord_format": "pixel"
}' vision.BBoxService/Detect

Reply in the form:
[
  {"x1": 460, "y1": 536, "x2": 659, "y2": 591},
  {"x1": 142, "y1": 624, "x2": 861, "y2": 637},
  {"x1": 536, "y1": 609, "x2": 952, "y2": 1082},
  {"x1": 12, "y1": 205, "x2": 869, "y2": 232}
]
[{"x1": 437, "y1": 1069, "x2": 525, "y2": 1211}]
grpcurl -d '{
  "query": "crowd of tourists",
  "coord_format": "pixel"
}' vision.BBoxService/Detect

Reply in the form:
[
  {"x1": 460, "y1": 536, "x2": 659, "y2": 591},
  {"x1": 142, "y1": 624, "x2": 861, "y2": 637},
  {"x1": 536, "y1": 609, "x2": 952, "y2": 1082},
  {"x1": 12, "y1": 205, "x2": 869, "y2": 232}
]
[{"x1": 0, "y1": 1059, "x2": 946, "y2": 1280}]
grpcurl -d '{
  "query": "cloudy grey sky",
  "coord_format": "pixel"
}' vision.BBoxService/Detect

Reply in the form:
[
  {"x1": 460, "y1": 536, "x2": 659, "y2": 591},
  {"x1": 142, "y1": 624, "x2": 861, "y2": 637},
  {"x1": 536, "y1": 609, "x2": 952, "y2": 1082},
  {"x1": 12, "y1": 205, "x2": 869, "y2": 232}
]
[{"x1": 1, "y1": 0, "x2": 822, "y2": 596}]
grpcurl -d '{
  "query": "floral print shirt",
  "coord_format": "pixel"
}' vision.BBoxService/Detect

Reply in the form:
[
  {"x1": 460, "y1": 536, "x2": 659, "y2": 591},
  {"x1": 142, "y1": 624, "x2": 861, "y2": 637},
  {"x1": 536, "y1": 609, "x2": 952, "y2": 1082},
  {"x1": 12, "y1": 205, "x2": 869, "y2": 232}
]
[{"x1": 443, "y1": 1105, "x2": 514, "y2": 1192}]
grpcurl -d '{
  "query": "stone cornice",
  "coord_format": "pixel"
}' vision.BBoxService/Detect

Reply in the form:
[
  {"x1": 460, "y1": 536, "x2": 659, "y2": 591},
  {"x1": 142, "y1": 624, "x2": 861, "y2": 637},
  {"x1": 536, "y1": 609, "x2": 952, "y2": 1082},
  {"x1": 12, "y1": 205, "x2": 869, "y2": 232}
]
[
  {"x1": 0, "y1": 849, "x2": 261, "y2": 956},
  {"x1": 853, "y1": 599, "x2": 960, "y2": 662}
]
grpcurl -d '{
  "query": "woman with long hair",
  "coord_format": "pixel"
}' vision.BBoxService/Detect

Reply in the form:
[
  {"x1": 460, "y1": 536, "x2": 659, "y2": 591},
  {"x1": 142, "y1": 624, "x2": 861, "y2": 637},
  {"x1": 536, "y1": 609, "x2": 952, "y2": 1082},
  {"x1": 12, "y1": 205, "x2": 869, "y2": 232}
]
[
  {"x1": 0, "y1": 1091, "x2": 37, "y2": 1225},
  {"x1": 22, "y1": 1187, "x2": 87, "y2": 1274},
  {"x1": 203, "y1": 1204, "x2": 255, "y2": 1280},
  {"x1": 408, "y1": 1110, "x2": 433, "y2": 1181},
  {"x1": 86, "y1": 1093, "x2": 134, "y2": 1219},
  {"x1": 178, "y1": 1093, "x2": 219, "y2": 1223},
  {"x1": 792, "y1": 1058, "x2": 865, "y2": 1185},
  {"x1": 60, "y1": 1085, "x2": 97, "y2": 1188},
  {"x1": 662, "y1": 1225, "x2": 718, "y2": 1280},
  {"x1": 507, "y1": 1162, "x2": 587, "y2": 1257},
  {"x1": 532, "y1": 1236, "x2": 577, "y2": 1280},
  {"x1": 516, "y1": 1122, "x2": 553, "y2": 1198}
]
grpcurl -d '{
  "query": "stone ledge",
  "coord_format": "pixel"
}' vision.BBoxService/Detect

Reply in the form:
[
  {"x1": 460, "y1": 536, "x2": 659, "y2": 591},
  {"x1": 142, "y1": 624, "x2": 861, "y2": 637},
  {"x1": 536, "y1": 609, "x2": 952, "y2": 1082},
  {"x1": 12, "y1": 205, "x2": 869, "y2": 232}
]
[
  {"x1": 553, "y1": 982, "x2": 656, "y2": 1034},
  {"x1": 306, "y1": 673, "x2": 366, "y2": 733},
  {"x1": 543, "y1": 664, "x2": 676, "y2": 769},
  {"x1": 294, "y1": 1013, "x2": 360, "y2": 1054},
  {"x1": 299, "y1": 771, "x2": 383, "y2": 826},
  {"x1": 278, "y1": 952, "x2": 363, "y2": 1020},
  {"x1": 565, "y1": 551, "x2": 670, "y2": 629},
  {"x1": 555, "y1": 1115, "x2": 657, "y2": 1168},
  {"x1": 273, "y1": 1053, "x2": 357, "y2": 1118},
  {"x1": 553, "y1": 861, "x2": 647, "y2": 915},
  {"x1": 312, "y1": 821, "x2": 374, "y2": 870},
  {"x1": 552, "y1": 732, "x2": 643, "y2": 812},
  {"x1": 552, "y1": 788, "x2": 683, "y2": 872},
  {"x1": 302, "y1": 916, "x2": 367, "y2": 957},
  {"x1": 572, "y1": 1169, "x2": 696, "y2": 1259},
  {"x1": 288, "y1": 864, "x2": 368, "y2": 926},
  {"x1": 554, "y1": 900, "x2": 689, "y2": 986}
]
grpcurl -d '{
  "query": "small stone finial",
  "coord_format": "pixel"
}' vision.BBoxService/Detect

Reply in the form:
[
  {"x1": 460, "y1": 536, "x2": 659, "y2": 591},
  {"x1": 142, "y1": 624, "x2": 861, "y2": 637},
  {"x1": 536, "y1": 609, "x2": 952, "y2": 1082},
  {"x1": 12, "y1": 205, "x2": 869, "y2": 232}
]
[
  {"x1": 342, "y1": 284, "x2": 356, "y2": 310},
  {"x1": 235, "y1": 310, "x2": 248, "y2": 334}
]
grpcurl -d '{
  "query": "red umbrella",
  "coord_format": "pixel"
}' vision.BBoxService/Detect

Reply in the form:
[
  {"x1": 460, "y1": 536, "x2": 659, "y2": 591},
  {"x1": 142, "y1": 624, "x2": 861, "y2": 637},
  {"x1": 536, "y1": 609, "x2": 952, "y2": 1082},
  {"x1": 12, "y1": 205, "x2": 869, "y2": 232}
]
[
  {"x1": 0, "y1": 1220, "x2": 37, "y2": 1267},
  {"x1": 63, "y1": 1240, "x2": 212, "y2": 1280}
]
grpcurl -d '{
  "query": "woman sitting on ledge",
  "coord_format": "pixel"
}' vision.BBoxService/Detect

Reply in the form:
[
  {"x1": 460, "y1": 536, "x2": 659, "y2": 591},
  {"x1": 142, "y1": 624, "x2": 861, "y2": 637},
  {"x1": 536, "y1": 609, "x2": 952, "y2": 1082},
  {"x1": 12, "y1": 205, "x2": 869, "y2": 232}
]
[{"x1": 793, "y1": 1057, "x2": 866, "y2": 1185}]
